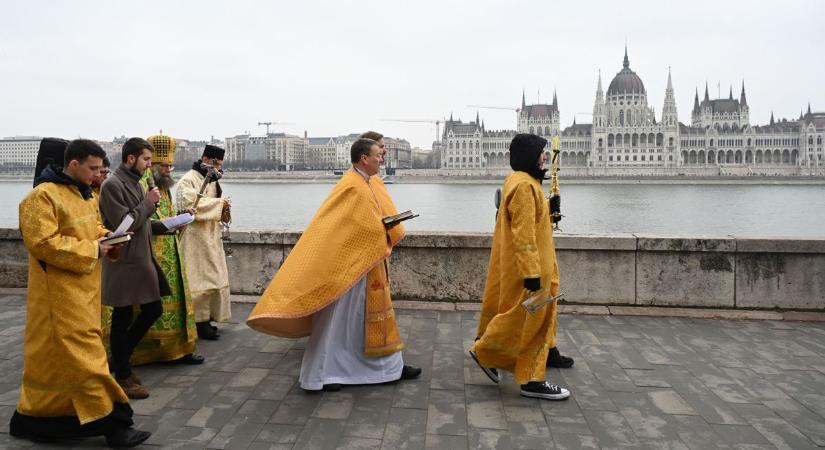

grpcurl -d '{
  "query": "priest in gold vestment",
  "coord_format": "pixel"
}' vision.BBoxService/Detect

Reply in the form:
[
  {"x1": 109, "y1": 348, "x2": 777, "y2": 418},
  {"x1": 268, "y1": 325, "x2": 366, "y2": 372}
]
[
  {"x1": 470, "y1": 133, "x2": 571, "y2": 401},
  {"x1": 247, "y1": 137, "x2": 421, "y2": 391},
  {"x1": 10, "y1": 139, "x2": 150, "y2": 447}
]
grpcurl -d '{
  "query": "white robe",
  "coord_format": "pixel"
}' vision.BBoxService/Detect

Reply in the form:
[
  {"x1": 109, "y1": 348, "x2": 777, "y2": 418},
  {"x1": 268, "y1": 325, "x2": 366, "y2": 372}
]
[
  {"x1": 176, "y1": 169, "x2": 231, "y2": 322},
  {"x1": 299, "y1": 276, "x2": 403, "y2": 390}
]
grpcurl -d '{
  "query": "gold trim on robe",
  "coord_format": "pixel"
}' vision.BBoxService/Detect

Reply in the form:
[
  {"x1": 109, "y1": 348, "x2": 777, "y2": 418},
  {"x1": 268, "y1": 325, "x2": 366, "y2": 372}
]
[{"x1": 247, "y1": 170, "x2": 405, "y2": 357}]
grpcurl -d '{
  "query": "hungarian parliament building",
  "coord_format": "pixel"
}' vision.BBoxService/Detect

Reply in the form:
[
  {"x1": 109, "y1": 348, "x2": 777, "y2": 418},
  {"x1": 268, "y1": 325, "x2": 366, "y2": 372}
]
[{"x1": 439, "y1": 50, "x2": 824, "y2": 175}]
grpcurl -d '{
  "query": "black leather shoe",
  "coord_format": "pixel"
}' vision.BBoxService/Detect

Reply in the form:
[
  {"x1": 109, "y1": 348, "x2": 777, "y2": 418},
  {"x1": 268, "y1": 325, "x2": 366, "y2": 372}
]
[
  {"x1": 196, "y1": 322, "x2": 220, "y2": 340},
  {"x1": 176, "y1": 353, "x2": 205, "y2": 365},
  {"x1": 105, "y1": 427, "x2": 151, "y2": 448},
  {"x1": 546, "y1": 347, "x2": 574, "y2": 368},
  {"x1": 322, "y1": 383, "x2": 342, "y2": 392},
  {"x1": 400, "y1": 365, "x2": 422, "y2": 380}
]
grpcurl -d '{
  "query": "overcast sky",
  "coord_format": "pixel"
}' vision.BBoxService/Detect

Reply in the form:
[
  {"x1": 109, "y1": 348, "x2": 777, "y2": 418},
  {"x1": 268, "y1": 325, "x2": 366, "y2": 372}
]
[{"x1": 1, "y1": 1, "x2": 823, "y2": 149}]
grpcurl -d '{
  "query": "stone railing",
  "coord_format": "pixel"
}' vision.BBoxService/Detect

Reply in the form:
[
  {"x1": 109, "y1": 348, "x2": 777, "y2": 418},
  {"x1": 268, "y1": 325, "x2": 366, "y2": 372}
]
[{"x1": 1, "y1": 228, "x2": 823, "y2": 310}]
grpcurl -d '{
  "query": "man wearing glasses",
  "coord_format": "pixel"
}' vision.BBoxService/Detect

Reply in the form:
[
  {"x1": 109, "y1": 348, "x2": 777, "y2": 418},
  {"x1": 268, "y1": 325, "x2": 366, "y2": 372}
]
[{"x1": 91, "y1": 156, "x2": 110, "y2": 196}]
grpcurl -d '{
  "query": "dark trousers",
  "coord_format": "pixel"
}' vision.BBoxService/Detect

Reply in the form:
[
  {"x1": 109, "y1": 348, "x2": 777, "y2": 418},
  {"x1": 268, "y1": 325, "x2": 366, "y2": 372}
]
[{"x1": 109, "y1": 301, "x2": 163, "y2": 380}]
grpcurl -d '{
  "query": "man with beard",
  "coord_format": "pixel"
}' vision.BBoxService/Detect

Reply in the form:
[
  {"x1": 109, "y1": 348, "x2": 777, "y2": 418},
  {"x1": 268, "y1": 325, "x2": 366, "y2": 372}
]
[
  {"x1": 99, "y1": 137, "x2": 170, "y2": 399},
  {"x1": 176, "y1": 145, "x2": 231, "y2": 340},
  {"x1": 100, "y1": 134, "x2": 203, "y2": 367}
]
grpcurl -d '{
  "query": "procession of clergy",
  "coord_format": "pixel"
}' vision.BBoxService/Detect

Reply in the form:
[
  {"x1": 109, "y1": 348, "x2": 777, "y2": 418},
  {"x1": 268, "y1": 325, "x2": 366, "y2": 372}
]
[{"x1": 10, "y1": 130, "x2": 574, "y2": 447}]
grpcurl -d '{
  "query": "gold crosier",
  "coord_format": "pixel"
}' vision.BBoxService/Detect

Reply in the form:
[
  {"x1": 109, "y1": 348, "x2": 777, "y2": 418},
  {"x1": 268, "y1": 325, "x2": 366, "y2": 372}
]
[{"x1": 548, "y1": 135, "x2": 562, "y2": 231}]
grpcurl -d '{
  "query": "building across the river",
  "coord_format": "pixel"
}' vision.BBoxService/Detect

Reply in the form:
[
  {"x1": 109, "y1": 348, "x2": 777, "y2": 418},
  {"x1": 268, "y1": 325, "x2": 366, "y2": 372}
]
[{"x1": 440, "y1": 48, "x2": 824, "y2": 176}]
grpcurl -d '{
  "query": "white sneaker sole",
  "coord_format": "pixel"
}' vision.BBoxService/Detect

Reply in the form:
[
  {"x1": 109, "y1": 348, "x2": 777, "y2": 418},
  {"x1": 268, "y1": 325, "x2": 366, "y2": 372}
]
[
  {"x1": 520, "y1": 389, "x2": 571, "y2": 401},
  {"x1": 468, "y1": 350, "x2": 501, "y2": 383}
]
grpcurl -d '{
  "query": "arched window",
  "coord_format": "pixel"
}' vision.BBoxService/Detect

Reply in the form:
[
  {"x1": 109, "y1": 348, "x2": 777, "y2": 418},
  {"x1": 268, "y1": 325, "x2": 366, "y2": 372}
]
[
  {"x1": 619, "y1": 110, "x2": 624, "y2": 126},
  {"x1": 656, "y1": 133, "x2": 664, "y2": 146},
  {"x1": 545, "y1": 126, "x2": 551, "y2": 135},
  {"x1": 529, "y1": 126, "x2": 534, "y2": 134},
  {"x1": 608, "y1": 134, "x2": 614, "y2": 146}
]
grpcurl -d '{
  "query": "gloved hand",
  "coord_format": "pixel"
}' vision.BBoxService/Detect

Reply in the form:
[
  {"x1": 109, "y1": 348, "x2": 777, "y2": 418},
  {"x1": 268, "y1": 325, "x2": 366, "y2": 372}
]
[
  {"x1": 523, "y1": 277, "x2": 541, "y2": 292},
  {"x1": 549, "y1": 194, "x2": 562, "y2": 223}
]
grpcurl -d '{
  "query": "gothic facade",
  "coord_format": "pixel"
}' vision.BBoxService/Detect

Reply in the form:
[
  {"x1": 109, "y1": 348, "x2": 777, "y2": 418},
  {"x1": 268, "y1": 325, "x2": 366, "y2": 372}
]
[{"x1": 440, "y1": 49, "x2": 824, "y2": 173}]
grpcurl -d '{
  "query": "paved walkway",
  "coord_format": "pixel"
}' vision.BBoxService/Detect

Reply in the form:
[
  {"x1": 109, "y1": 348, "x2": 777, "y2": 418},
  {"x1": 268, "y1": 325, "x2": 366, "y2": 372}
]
[{"x1": 1, "y1": 294, "x2": 825, "y2": 449}]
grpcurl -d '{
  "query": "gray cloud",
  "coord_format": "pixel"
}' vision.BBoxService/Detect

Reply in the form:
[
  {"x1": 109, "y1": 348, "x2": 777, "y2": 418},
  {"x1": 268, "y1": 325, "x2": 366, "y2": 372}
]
[{"x1": 1, "y1": 0, "x2": 822, "y2": 148}]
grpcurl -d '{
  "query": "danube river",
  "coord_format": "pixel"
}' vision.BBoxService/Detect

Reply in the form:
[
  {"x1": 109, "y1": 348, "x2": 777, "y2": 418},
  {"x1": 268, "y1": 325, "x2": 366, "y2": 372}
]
[{"x1": 1, "y1": 180, "x2": 823, "y2": 236}]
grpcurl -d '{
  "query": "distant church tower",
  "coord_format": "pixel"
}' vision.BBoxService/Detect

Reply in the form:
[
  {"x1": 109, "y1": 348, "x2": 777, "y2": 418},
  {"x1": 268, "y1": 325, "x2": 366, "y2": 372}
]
[
  {"x1": 662, "y1": 68, "x2": 679, "y2": 166},
  {"x1": 591, "y1": 70, "x2": 607, "y2": 163}
]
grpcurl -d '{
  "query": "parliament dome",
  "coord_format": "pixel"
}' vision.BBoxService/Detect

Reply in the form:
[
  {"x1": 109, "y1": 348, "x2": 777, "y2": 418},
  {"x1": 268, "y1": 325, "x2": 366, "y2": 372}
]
[{"x1": 607, "y1": 49, "x2": 646, "y2": 96}]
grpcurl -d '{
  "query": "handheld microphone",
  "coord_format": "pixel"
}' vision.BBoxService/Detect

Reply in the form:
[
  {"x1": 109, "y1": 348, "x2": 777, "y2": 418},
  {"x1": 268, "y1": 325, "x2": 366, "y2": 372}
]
[{"x1": 145, "y1": 169, "x2": 160, "y2": 207}]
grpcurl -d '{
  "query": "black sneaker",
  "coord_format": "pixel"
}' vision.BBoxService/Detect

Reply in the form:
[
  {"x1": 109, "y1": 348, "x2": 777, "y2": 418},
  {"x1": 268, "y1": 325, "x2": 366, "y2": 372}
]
[
  {"x1": 546, "y1": 347, "x2": 574, "y2": 368},
  {"x1": 468, "y1": 350, "x2": 501, "y2": 383},
  {"x1": 520, "y1": 381, "x2": 570, "y2": 400}
]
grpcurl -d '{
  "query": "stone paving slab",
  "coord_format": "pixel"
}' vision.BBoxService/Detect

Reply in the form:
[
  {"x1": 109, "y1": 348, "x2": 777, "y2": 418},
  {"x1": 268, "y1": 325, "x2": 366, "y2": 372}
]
[{"x1": 0, "y1": 295, "x2": 824, "y2": 449}]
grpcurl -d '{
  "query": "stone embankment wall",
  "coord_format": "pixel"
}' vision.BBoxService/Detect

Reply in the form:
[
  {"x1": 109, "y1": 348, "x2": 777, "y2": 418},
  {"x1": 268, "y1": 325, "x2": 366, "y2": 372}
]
[{"x1": 1, "y1": 228, "x2": 822, "y2": 310}]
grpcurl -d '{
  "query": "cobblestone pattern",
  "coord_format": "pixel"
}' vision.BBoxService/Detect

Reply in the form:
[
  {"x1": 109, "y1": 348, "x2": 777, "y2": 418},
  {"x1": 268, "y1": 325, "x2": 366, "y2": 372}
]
[{"x1": 1, "y1": 295, "x2": 824, "y2": 449}]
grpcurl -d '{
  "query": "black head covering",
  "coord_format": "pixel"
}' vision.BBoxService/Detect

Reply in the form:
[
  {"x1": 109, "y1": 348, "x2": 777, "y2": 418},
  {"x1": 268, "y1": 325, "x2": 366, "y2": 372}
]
[
  {"x1": 509, "y1": 133, "x2": 548, "y2": 181},
  {"x1": 33, "y1": 138, "x2": 69, "y2": 187},
  {"x1": 202, "y1": 144, "x2": 225, "y2": 160}
]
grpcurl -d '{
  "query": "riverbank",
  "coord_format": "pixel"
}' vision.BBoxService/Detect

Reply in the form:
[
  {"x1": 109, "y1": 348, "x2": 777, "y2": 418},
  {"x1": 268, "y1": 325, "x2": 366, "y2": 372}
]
[{"x1": 3, "y1": 173, "x2": 825, "y2": 186}]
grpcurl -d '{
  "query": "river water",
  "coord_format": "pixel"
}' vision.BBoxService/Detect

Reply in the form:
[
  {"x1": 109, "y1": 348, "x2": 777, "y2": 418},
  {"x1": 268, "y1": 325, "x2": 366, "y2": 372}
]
[{"x1": 1, "y1": 180, "x2": 823, "y2": 236}]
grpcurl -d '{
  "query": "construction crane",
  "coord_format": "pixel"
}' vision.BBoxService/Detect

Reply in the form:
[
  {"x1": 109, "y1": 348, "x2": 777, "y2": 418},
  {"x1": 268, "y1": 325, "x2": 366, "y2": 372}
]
[
  {"x1": 257, "y1": 121, "x2": 295, "y2": 135},
  {"x1": 467, "y1": 105, "x2": 519, "y2": 111},
  {"x1": 381, "y1": 119, "x2": 444, "y2": 144}
]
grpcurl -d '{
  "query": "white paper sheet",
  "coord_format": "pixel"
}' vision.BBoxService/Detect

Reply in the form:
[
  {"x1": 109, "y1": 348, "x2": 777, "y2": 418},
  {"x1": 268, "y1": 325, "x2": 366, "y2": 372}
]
[
  {"x1": 160, "y1": 213, "x2": 195, "y2": 231},
  {"x1": 111, "y1": 215, "x2": 134, "y2": 237}
]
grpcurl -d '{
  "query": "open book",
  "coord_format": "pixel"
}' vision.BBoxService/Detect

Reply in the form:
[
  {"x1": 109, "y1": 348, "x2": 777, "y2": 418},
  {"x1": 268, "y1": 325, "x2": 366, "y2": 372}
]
[
  {"x1": 101, "y1": 215, "x2": 134, "y2": 246},
  {"x1": 382, "y1": 210, "x2": 419, "y2": 228}
]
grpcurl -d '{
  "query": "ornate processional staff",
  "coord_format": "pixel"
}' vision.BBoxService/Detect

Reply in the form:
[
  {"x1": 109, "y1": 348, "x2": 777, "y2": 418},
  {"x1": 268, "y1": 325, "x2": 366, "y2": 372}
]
[{"x1": 548, "y1": 135, "x2": 563, "y2": 231}]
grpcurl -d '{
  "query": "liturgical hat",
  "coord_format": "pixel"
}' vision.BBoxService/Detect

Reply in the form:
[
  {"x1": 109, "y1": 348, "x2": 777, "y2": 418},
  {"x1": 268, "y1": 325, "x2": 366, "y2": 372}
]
[{"x1": 203, "y1": 144, "x2": 225, "y2": 160}]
